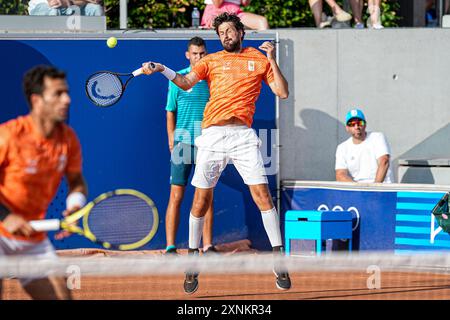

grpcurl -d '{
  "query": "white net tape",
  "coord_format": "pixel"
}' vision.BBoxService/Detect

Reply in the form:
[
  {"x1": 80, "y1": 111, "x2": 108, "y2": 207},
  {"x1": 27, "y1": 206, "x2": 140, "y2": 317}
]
[{"x1": 1, "y1": 251, "x2": 450, "y2": 278}]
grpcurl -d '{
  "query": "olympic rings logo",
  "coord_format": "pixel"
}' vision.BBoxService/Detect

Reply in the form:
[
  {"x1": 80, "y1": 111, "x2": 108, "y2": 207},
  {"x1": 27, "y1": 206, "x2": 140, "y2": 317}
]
[{"x1": 317, "y1": 204, "x2": 360, "y2": 231}]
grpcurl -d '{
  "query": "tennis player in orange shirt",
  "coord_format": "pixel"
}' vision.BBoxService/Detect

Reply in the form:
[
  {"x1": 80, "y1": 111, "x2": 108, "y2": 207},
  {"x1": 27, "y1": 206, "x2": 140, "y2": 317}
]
[
  {"x1": 142, "y1": 12, "x2": 290, "y2": 294},
  {"x1": 0, "y1": 65, "x2": 88, "y2": 300}
]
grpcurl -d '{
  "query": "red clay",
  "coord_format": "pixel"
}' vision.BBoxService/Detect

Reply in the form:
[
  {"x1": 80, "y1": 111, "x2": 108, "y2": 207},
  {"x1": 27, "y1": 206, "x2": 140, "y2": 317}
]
[{"x1": 2, "y1": 241, "x2": 450, "y2": 300}]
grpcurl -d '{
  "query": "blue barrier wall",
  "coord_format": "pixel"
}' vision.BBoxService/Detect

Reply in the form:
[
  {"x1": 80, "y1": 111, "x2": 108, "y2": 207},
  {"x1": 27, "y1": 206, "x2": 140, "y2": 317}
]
[
  {"x1": 281, "y1": 182, "x2": 449, "y2": 253},
  {"x1": 0, "y1": 36, "x2": 277, "y2": 250}
]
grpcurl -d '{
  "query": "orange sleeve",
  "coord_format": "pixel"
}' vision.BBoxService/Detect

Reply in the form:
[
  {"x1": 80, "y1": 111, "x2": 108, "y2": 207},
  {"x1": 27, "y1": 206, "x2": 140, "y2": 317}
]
[
  {"x1": 192, "y1": 58, "x2": 209, "y2": 81},
  {"x1": 0, "y1": 126, "x2": 10, "y2": 167},
  {"x1": 65, "y1": 127, "x2": 82, "y2": 174}
]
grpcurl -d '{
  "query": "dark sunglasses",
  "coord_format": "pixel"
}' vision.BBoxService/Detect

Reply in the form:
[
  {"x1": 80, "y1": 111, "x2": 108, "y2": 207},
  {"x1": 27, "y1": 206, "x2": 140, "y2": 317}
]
[{"x1": 347, "y1": 120, "x2": 366, "y2": 127}]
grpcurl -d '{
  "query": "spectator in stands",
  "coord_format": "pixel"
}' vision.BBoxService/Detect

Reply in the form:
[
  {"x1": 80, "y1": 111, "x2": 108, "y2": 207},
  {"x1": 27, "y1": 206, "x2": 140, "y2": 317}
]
[
  {"x1": 365, "y1": 0, "x2": 384, "y2": 29},
  {"x1": 201, "y1": 0, "x2": 269, "y2": 30},
  {"x1": 351, "y1": 0, "x2": 384, "y2": 29},
  {"x1": 310, "y1": 0, "x2": 384, "y2": 29},
  {"x1": 427, "y1": 0, "x2": 450, "y2": 13},
  {"x1": 28, "y1": 0, "x2": 103, "y2": 16},
  {"x1": 335, "y1": 109, "x2": 394, "y2": 183},
  {"x1": 348, "y1": 0, "x2": 364, "y2": 29},
  {"x1": 308, "y1": 0, "x2": 352, "y2": 28},
  {"x1": 426, "y1": 0, "x2": 450, "y2": 26}
]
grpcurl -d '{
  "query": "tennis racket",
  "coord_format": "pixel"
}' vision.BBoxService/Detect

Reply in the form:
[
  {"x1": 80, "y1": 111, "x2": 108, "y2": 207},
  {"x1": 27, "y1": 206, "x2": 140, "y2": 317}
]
[
  {"x1": 29, "y1": 189, "x2": 159, "y2": 250},
  {"x1": 85, "y1": 63, "x2": 155, "y2": 107}
]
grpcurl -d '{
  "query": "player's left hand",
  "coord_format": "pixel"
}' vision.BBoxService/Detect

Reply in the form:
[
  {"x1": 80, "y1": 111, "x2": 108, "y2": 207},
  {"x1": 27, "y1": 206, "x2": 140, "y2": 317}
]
[
  {"x1": 54, "y1": 206, "x2": 80, "y2": 240},
  {"x1": 259, "y1": 41, "x2": 276, "y2": 61}
]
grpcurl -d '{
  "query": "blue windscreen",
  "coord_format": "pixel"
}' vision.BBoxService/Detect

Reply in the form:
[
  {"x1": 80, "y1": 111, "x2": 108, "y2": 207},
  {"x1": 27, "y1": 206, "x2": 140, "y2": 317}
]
[{"x1": 0, "y1": 37, "x2": 277, "y2": 250}]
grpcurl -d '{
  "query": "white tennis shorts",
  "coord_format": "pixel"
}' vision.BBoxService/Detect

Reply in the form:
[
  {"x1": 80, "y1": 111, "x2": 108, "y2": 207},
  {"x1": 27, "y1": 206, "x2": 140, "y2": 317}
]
[
  {"x1": 191, "y1": 125, "x2": 268, "y2": 188},
  {"x1": 0, "y1": 236, "x2": 58, "y2": 286}
]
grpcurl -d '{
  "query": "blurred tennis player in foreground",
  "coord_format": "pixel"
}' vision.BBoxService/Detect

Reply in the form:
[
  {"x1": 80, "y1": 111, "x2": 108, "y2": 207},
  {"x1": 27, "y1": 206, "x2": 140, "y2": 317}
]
[
  {"x1": 0, "y1": 65, "x2": 88, "y2": 300},
  {"x1": 142, "y1": 12, "x2": 290, "y2": 294}
]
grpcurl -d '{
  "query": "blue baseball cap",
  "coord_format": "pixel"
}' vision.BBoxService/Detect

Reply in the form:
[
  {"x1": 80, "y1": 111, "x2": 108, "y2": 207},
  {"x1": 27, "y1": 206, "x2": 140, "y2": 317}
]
[{"x1": 345, "y1": 109, "x2": 366, "y2": 124}]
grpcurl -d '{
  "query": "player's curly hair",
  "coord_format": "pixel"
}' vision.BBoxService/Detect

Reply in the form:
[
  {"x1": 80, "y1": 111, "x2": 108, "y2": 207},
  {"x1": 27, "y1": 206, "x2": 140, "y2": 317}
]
[
  {"x1": 212, "y1": 12, "x2": 245, "y2": 41},
  {"x1": 23, "y1": 65, "x2": 66, "y2": 109}
]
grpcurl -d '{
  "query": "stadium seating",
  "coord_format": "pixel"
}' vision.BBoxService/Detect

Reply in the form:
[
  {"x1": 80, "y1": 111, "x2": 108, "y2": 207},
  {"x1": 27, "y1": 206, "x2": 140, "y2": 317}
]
[{"x1": 0, "y1": 15, "x2": 106, "y2": 32}]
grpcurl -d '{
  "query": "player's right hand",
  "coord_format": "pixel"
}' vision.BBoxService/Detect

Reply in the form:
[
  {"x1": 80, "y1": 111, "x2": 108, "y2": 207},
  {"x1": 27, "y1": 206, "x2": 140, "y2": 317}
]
[
  {"x1": 168, "y1": 135, "x2": 174, "y2": 152},
  {"x1": 142, "y1": 62, "x2": 164, "y2": 75},
  {"x1": 259, "y1": 41, "x2": 276, "y2": 61},
  {"x1": 2, "y1": 213, "x2": 35, "y2": 237},
  {"x1": 54, "y1": 206, "x2": 80, "y2": 240}
]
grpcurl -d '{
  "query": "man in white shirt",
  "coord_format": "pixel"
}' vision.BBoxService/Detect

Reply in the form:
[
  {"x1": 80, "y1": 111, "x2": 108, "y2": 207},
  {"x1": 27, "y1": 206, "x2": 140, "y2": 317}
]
[
  {"x1": 335, "y1": 108, "x2": 394, "y2": 183},
  {"x1": 28, "y1": 0, "x2": 103, "y2": 16}
]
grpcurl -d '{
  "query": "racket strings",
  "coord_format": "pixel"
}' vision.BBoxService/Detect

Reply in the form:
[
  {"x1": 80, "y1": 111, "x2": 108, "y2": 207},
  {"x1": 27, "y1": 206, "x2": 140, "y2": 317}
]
[
  {"x1": 86, "y1": 72, "x2": 124, "y2": 107},
  {"x1": 87, "y1": 195, "x2": 155, "y2": 246}
]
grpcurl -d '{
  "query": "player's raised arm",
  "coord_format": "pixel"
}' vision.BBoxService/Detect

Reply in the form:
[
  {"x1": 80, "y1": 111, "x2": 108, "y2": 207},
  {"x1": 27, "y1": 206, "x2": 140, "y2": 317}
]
[
  {"x1": 142, "y1": 62, "x2": 200, "y2": 91},
  {"x1": 258, "y1": 41, "x2": 289, "y2": 99}
]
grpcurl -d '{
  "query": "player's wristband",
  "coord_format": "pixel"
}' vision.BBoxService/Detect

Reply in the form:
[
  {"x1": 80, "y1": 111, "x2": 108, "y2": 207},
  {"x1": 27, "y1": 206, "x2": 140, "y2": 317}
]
[
  {"x1": 0, "y1": 203, "x2": 10, "y2": 222},
  {"x1": 66, "y1": 192, "x2": 87, "y2": 211},
  {"x1": 161, "y1": 65, "x2": 177, "y2": 81}
]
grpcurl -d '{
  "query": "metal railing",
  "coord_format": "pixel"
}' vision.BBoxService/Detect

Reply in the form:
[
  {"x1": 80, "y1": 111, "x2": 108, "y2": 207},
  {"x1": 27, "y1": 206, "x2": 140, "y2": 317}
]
[{"x1": 120, "y1": 0, "x2": 127, "y2": 29}]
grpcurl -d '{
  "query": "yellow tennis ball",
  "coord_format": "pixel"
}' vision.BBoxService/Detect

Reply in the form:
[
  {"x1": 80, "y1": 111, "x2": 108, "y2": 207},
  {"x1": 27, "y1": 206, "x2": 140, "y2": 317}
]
[{"x1": 106, "y1": 37, "x2": 117, "y2": 48}]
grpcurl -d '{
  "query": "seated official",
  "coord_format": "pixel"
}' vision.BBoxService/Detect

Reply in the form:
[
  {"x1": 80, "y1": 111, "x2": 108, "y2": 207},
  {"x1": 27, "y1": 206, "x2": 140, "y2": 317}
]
[{"x1": 335, "y1": 108, "x2": 394, "y2": 183}]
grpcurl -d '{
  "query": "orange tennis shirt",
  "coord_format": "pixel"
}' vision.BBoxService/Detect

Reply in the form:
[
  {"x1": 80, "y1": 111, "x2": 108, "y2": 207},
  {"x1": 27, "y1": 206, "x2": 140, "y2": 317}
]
[
  {"x1": 0, "y1": 115, "x2": 82, "y2": 242},
  {"x1": 192, "y1": 47, "x2": 274, "y2": 128}
]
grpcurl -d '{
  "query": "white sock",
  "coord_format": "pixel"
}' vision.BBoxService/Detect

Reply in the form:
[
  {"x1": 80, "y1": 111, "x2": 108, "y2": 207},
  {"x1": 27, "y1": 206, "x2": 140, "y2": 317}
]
[
  {"x1": 261, "y1": 207, "x2": 282, "y2": 247},
  {"x1": 189, "y1": 213, "x2": 205, "y2": 249}
]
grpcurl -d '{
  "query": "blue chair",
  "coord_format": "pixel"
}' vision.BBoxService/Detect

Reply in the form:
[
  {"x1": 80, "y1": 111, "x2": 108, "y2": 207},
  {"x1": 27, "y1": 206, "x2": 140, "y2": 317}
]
[{"x1": 284, "y1": 210, "x2": 353, "y2": 256}]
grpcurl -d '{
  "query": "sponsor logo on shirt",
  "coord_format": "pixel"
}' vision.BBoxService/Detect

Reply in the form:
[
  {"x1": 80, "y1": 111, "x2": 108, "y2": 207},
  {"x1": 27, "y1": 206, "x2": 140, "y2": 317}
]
[
  {"x1": 58, "y1": 154, "x2": 67, "y2": 172},
  {"x1": 223, "y1": 62, "x2": 231, "y2": 71},
  {"x1": 25, "y1": 159, "x2": 38, "y2": 174},
  {"x1": 248, "y1": 61, "x2": 255, "y2": 72}
]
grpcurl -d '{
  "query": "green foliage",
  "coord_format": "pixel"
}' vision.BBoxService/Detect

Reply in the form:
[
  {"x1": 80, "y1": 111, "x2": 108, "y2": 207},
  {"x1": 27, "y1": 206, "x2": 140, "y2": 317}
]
[
  {"x1": 244, "y1": 0, "x2": 315, "y2": 27},
  {"x1": 0, "y1": 0, "x2": 27, "y2": 15},
  {"x1": 379, "y1": 0, "x2": 401, "y2": 27},
  {"x1": 104, "y1": 0, "x2": 206, "y2": 29},
  {"x1": 0, "y1": 0, "x2": 400, "y2": 28}
]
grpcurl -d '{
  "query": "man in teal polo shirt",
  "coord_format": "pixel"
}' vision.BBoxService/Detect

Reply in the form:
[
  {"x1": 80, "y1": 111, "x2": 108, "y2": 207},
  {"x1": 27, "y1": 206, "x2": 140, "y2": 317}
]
[{"x1": 164, "y1": 37, "x2": 215, "y2": 255}]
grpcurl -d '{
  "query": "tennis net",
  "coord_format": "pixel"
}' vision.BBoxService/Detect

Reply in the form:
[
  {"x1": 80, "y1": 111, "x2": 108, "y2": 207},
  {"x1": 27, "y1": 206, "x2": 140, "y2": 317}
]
[{"x1": 1, "y1": 244, "x2": 450, "y2": 300}]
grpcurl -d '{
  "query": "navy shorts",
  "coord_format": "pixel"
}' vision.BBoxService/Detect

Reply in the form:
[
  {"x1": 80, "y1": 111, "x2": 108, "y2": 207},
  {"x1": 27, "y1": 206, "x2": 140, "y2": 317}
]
[{"x1": 170, "y1": 142, "x2": 197, "y2": 186}]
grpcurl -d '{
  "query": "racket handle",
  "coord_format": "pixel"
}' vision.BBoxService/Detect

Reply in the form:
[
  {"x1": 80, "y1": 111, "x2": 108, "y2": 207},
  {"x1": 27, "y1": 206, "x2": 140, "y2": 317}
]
[
  {"x1": 29, "y1": 219, "x2": 61, "y2": 232},
  {"x1": 132, "y1": 68, "x2": 144, "y2": 77},
  {"x1": 133, "y1": 63, "x2": 156, "y2": 77}
]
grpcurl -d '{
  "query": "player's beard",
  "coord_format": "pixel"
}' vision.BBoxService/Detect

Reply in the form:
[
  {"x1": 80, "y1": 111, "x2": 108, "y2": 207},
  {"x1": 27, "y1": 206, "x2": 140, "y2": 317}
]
[
  {"x1": 51, "y1": 105, "x2": 69, "y2": 123},
  {"x1": 222, "y1": 38, "x2": 241, "y2": 52},
  {"x1": 352, "y1": 129, "x2": 366, "y2": 141}
]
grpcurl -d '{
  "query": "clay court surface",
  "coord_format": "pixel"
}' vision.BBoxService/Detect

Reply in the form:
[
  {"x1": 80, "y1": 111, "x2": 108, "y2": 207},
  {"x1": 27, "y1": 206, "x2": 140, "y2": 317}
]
[
  {"x1": 2, "y1": 241, "x2": 450, "y2": 300},
  {"x1": 3, "y1": 272, "x2": 450, "y2": 300}
]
